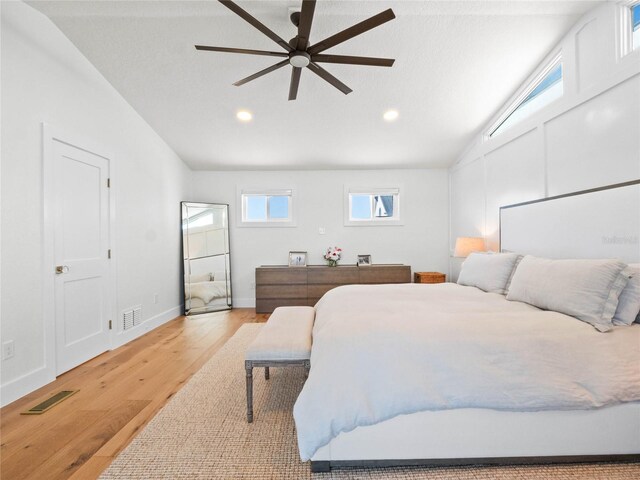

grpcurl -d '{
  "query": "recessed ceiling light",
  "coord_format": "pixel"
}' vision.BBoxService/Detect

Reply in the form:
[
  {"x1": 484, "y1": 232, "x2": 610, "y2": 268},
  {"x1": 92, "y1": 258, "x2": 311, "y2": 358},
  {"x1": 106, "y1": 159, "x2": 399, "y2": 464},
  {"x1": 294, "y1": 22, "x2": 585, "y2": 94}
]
[
  {"x1": 383, "y1": 109, "x2": 399, "y2": 122},
  {"x1": 237, "y1": 110, "x2": 253, "y2": 122}
]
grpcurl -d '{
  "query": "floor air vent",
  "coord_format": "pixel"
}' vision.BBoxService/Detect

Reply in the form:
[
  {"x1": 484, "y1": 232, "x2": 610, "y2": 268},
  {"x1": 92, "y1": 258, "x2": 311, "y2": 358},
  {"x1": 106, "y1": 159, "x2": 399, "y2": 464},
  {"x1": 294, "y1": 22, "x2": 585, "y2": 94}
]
[{"x1": 21, "y1": 390, "x2": 78, "y2": 415}]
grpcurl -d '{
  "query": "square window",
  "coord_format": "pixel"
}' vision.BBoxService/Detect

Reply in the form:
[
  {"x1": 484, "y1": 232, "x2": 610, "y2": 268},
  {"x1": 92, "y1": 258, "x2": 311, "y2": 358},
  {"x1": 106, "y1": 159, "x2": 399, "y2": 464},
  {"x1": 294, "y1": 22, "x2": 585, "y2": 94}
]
[
  {"x1": 345, "y1": 187, "x2": 401, "y2": 226},
  {"x1": 239, "y1": 189, "x2": 295, "y2": 226}
]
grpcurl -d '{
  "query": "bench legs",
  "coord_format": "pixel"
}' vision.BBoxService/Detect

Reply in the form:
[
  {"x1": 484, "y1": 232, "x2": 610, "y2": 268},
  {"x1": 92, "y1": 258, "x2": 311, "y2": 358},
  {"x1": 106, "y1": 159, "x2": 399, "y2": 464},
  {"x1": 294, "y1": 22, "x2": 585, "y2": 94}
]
[
  {"x1": 245, "y1": 360, "x2": 253, "y2": 423},
  {"x1": 245, "y1": 360, "x2": 311, "y2": 423}
]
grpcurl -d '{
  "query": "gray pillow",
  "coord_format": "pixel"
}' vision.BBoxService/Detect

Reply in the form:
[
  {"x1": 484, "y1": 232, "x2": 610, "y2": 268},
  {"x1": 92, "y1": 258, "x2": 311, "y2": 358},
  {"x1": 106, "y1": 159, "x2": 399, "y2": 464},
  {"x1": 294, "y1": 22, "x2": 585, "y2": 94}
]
[
  {"x1": 612, "y1": 264, "x2": 640, "y2": 326},
  {"x1": 457, "y1": 252, "x2": 522, "y2": 294},
  {"x1": 506, "y1": 256, "x2": 628, "y2": 332}
]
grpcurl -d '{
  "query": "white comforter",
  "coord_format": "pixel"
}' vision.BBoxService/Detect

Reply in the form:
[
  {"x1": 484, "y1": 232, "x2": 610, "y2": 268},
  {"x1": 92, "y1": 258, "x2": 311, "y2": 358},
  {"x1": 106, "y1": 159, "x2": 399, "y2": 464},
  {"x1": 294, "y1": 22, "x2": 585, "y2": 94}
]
[{"x1": 293, "y1": 283, "x2": 640, "y2": 461}]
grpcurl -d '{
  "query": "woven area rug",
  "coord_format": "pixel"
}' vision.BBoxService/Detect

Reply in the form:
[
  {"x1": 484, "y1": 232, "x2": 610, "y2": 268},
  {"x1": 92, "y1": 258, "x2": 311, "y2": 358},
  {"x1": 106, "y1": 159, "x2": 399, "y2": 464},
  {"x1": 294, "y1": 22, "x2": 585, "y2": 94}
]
[{"x1": 101, "y1": 324, "x2": 639, "y2": 479}]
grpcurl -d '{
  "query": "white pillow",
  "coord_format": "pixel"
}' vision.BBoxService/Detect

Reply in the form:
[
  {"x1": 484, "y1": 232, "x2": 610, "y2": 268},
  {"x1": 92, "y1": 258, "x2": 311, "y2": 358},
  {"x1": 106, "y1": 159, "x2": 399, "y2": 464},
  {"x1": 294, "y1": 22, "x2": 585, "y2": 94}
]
[
  {"x1": 612, "y1": 264, "x2": 640, "y2": 326},
  {"x1": 187, "y1": 283, "x2": 216, "y2": 304},
  {"x1": 457, "y1": 252, "x2": 522, "y2": 294},
  {"x1": 188, "y1": 273, "x2": 211, "y2": 283},
  {"x1": 506, "y1": 256, "x2": 628, "y2": 332}
]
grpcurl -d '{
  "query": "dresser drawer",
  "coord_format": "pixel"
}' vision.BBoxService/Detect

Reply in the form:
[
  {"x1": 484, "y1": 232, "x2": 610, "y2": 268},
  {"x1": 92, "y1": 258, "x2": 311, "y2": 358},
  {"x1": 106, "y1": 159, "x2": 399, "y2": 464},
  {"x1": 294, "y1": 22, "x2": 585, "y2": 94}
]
[
  {"x1": 307, "y1": 266, "x2": 359, "y2": 284},
  {"x1": 256, "y1": 268, "x2": 307, "y2": 285},
  {"x1": 256, "y1": 298, "x2": 312, "y2": 314},
  {"x1": 256, "y1": 285, "x2": 307, "y2": 299},
  {"x1": 359, "y1": 265, "x2": 411, "y2": 284},
  {"x1": 307, "y1": 284, "x2": 342, "y2": 299}
]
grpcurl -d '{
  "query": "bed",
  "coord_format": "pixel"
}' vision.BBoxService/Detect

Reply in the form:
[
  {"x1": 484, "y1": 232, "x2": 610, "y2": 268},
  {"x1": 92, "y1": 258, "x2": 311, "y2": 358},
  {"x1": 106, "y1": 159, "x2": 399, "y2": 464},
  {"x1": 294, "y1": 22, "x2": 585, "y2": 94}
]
[{"x1": 293, "y1": 180, "x2": 640, "y2": 472}]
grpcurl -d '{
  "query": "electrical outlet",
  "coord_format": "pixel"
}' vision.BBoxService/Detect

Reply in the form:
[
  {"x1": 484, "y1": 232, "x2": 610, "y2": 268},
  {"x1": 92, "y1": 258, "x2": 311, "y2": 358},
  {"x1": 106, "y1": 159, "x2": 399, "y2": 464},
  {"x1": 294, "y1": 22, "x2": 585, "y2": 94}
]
[
  {"x1": 153, "y1": 294, "x2": 159, "y2": 304},
  {"x1": 2, "y1": 340, "x2": 15, "y2": 360},
  {"x1": 319, "y1": 227, "x2": 326, "y2": 235},
  {"x1": 250, "y1": 282, "x2": 255, "y2": 290}
]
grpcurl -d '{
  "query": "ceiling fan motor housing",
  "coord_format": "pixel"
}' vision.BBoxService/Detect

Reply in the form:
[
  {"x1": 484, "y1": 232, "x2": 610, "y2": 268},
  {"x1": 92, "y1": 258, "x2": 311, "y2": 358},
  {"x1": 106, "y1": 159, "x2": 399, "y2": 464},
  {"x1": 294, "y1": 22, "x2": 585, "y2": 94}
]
[{"x1": 289, "y1": 51, "x2": 310, "y2": 68}]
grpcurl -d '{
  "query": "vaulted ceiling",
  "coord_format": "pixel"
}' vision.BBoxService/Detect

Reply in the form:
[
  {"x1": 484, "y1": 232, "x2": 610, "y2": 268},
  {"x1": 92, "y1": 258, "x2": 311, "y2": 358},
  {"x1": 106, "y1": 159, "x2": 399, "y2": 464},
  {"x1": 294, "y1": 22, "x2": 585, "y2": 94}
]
[{"x1": 29, "y1": 1, "x2": 602, "y2": 170}]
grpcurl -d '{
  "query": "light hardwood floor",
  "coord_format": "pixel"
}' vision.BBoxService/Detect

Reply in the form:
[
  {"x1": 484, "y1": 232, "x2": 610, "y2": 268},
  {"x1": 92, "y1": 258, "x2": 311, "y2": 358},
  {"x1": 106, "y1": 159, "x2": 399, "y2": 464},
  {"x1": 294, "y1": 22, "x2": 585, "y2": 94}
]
[{"x1": 0, "y1": 308, "x2": 268, "y2": 480}]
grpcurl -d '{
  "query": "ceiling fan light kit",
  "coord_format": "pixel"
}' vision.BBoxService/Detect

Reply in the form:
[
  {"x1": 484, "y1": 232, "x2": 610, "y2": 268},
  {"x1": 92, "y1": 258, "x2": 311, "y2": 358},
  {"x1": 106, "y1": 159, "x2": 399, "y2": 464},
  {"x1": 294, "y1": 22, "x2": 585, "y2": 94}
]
[
  {"x1": 195, "y1": 0, "x2": 396, "y2": 101},
  {"x1": 289, "y1": 51, "x2": 311, "y2": 68}
]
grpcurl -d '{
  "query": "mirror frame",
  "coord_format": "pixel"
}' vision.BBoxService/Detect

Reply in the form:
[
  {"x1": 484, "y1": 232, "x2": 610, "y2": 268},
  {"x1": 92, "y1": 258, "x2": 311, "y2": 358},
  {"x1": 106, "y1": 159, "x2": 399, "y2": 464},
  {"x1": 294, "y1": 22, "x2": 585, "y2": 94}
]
[{"x1": 181, "y1": 202, "x2": 232, "y2": 315}]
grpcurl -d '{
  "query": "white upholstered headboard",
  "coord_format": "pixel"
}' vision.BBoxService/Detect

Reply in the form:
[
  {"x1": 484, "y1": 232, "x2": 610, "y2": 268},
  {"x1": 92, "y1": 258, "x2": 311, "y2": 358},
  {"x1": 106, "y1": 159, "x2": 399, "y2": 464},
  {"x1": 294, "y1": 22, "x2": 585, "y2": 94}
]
[{"x1": 500, "y1": 181, "x2": 640, "y2": 264}]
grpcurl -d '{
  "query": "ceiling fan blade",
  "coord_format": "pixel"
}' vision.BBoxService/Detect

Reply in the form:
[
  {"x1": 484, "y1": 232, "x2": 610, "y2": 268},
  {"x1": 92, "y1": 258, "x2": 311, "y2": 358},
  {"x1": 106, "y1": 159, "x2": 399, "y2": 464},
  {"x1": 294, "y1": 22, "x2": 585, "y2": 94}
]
[
  {"x1": 218, "y1": 0, "x2": 293, "y2": 52},
  {"x1": 195, "y1": 45, "x2": 288, "y2": 58},
  {"x1": 307, "y1": 9, "x2": 395, "y2": 55},
  {"x1": 288, "y1": 67, "x2": 302, "y2": 101},
  {"x1": 296, "y1": 0, "x2": 316, "y2": 50},
  {"x1": 307, "y1": 62, "x2": 352, "y2": 95},
  {"x1": 311, "y1": 54, "x2": 395, "y2": 67},
  {"x1": 233, "y1": 59, "x2": 289, "y2": 87}
]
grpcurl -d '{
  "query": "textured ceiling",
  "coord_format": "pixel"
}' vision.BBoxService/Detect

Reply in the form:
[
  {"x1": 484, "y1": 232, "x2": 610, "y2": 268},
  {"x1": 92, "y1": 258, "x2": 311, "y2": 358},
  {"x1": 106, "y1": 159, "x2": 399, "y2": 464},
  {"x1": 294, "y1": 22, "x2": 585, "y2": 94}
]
[{"x1": 29, "y1": 1, "x2": 602, "y2": 170}]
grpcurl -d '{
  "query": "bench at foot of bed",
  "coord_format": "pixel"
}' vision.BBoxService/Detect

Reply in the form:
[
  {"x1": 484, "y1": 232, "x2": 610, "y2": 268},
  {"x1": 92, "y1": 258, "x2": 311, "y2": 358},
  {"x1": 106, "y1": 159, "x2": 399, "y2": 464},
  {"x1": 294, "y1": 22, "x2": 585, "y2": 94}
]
[{"x1": 244, "y1": 306, "x2": 314, "y2": 423}]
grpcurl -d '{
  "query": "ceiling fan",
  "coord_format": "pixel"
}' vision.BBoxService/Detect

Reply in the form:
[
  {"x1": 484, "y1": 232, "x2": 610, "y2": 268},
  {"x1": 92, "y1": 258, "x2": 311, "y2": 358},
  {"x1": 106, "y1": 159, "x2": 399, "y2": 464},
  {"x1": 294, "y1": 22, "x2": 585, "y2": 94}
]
[{"x1": 195, "y1": 0, "x2": 396, "y2": 100}]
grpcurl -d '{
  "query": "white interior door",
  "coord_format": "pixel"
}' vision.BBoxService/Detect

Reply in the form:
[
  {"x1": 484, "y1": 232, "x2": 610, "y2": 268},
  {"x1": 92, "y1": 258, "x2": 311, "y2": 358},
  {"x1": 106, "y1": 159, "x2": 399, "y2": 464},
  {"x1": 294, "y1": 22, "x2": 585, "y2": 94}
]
[{"x1": 53, "y1": 140, "x2": 110, "y2": 375}]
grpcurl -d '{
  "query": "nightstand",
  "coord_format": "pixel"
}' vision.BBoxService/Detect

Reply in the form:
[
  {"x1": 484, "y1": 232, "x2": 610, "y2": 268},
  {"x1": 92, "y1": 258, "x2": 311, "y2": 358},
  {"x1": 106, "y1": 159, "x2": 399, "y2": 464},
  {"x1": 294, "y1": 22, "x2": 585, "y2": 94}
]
[{"x1": 414, "y1": 272, "x2": 446, "y2": 284}]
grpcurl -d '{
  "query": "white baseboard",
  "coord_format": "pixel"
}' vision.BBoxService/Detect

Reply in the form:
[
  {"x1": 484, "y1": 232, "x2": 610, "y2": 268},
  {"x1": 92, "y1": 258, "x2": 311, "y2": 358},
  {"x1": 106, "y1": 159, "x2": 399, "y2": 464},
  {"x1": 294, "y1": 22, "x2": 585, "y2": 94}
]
[
  {"x1": 113, "y1": 304, "x2": 182, "y2": 348},
  {"x1": 0, "y1": 305, "x2": 182, "y2": 408},
  {"x1": 0, "y1": 365, "x2": 56, "y2": 408},
  {"x1": 233, "y1": 297, "x2": 255, "y2": 308}
]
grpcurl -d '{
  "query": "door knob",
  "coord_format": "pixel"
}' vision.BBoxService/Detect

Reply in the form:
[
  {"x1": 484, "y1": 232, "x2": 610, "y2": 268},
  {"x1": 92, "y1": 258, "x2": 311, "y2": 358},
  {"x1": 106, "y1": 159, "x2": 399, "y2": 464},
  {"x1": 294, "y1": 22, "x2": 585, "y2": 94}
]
[{"x1": 55, "y1": 265, "x2": 69, "y2": 274}]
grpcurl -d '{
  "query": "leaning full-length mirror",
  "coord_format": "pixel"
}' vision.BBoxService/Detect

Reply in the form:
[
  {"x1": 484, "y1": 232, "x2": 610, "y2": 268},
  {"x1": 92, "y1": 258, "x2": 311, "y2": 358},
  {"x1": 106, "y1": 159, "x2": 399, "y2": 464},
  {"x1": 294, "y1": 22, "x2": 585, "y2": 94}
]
[{"x1": 181, "y1": 202, "x2": 232, "y2": 314}]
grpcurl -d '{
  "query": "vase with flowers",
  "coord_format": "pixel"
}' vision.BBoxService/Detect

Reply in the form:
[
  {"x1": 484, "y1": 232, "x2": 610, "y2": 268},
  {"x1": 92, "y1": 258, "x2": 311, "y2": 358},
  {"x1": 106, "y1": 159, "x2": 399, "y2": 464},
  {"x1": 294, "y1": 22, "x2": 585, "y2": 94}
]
[{"x1": 324, "y1": 246, "x2": 342, "y2": 267}]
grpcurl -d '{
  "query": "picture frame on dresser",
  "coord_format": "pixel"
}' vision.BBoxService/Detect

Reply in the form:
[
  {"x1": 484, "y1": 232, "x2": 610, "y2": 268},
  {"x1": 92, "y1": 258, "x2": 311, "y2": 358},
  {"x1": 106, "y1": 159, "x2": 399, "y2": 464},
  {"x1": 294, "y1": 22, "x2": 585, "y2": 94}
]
[
  {"x1": 288, "y1": 251, "x2": 307, "y2": 267},
  {"x1": 357, "y1": 254, "x2": 372, "y2": 266}
]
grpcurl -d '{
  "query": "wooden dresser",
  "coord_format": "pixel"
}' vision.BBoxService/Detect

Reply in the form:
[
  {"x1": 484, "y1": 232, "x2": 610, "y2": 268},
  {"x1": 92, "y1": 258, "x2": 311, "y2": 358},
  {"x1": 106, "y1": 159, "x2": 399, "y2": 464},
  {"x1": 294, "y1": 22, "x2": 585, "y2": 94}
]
[{"x1": 255, "y1": 265, "x2": 411, "y2": 313}]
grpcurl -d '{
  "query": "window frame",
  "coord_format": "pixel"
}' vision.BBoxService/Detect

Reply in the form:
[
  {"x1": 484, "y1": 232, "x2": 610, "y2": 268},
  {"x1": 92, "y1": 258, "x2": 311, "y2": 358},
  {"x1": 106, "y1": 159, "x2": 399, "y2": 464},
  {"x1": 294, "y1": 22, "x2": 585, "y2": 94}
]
[
  {"x1": 344, "y1": 186, "x2": 402, "y2": 226},
  {"x1": 633, "y1": 2, "x2": 640, "y2": 50},
  {"x1": 486, "y1": 52, "x2": 563, "y2": 139},
  {"x1": 237, "y1": 188, "x2": 296, "y2": 227},
  {"x1": 619, "y1": 1, "x2": 640, "y2": 56}
]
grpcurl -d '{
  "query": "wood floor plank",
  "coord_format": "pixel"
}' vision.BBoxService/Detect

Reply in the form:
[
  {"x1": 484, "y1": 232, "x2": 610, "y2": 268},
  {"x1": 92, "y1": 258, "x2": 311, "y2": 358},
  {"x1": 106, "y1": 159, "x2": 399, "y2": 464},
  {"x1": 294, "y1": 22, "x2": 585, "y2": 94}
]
[
  {"x1": 1, "y1": 410, "x2": 107, "y2": 480},
  {"x1": 67, "y1": 456, "x2": 114, "y2": 480},
  {"x1": 92, "y1": 397, "x2": 168, "y2": 458},
  {"x1": 0, "y1": 308, "x2": 266, "y2": 480},
  {"x1": 28, "y1": 400, "x2": 150, "y2": 480}
]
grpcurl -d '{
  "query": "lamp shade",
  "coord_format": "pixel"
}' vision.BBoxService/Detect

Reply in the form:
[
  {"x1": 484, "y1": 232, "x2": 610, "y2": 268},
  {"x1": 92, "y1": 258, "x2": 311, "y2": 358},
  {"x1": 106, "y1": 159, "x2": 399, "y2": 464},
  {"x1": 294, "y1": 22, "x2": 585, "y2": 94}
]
[{"x1": 454, "y1": 237, "x2": 485, "y2": 257}]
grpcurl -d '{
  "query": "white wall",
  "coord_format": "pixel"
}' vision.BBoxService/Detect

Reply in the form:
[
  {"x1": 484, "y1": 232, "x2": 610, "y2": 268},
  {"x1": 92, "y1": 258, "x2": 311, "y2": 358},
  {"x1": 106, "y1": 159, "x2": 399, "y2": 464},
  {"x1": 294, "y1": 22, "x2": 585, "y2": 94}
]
[
  {"x1": 0, "y1": 1, "x2": 191, "y2": 406},
  {"x1": 449, "y1": 2, "x2": 640, "y2": 279},
  {"x1": 191, "y1": 170, "x2": 450, "y2": 307}
]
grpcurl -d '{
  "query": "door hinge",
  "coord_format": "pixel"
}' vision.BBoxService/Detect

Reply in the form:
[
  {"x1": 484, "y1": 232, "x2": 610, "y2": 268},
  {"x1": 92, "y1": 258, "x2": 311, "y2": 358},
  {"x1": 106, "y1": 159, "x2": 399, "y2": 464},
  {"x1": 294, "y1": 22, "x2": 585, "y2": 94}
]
[
  {"x1": 108, "y1": 320, "x2": 112, "y2": 330},
  {"x1": 107, "y1": 178, "x2": 111, "y2": 188},
  {"x1": 108, "y1": 249, "x2": 111, "y2": 259}
]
